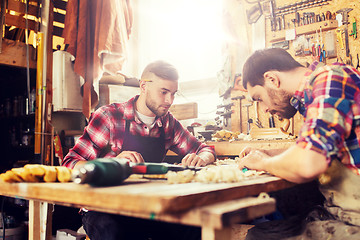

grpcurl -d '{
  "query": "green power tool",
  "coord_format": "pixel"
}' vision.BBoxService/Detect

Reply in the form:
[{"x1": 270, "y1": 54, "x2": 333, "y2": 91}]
[{"x1": 72, "y1": 158, "x2": 202, "y2": 187}]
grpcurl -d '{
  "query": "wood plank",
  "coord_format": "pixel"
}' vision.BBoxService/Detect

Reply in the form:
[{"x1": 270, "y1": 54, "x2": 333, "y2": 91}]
[
  {"x1": 53, "y1": 25, "x2": 63, "y2": 37},
  {"x1": 53, "y1": 0, "x2": 67, "y2": 11},
  {"x1": 0, "y1": 38, "x2": 37, "y2": 68},
  {"x1": 169, "y1": 102, "x2": 198, "y2": 120},
  {"x1": 167, "y1": 139, "x2": 296, "y2": 156},
  {"x1": 268, "y1": 20, "x2": 338, "y2": 43},
  {"x1": 0, "y1": 176, "x2": 294, "y2": 214},
  {"x1": 200, "y1": 197, "x2": 275, "y2": 228},
  {"x1": 28, "y1": 200, "x2": 41, "y2": 240},
  {"x1": 103, "y1": 196, "x2": 275, "y2": 230},
  {"x1": 7, "y1": 0, "x2": 39, "y2": 16},
  {"x1": 202, "y1": 227, "x2": 231, "y2": 240},
  {"x1": 54, "y1": 11, "x2": 65, "y2": 24},
  {"x1": 5, "y1": 13, "x2": 37, "y2": 31}
]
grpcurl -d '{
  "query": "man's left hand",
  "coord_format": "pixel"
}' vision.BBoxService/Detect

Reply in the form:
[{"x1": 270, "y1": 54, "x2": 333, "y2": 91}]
[{"x1": 181, "y1": 153, "x2": 207, "y2": 167}]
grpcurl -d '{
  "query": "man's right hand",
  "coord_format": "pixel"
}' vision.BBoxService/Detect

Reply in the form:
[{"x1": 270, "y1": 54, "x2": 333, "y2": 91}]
[
  {"x1": 116, "y1": 151, "x2": 145, "y2": 164},
  {"x1": 239, "y1": 146, "x2": 258, "y2": 158}
]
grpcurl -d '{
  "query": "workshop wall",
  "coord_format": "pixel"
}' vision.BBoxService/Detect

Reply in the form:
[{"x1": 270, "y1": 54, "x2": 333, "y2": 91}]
[
  {"x1": 227, "y1": 0, "x2": 358, "y2": 137},
  {"x1": 266, "y1": 0, "x2": 359, "y2": 67}
]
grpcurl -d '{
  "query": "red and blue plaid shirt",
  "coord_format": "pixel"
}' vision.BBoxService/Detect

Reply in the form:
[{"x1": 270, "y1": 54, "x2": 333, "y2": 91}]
[
  {"x1": 291, "y1": 61, "x2": 360, "y2": 174},
  {"x1": 62, "y1": 95, "x2": 215, "y2": 169}
]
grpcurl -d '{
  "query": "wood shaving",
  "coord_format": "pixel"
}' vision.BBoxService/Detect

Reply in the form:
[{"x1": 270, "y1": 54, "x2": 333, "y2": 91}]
[{"x1": 166, "y1": 158, "x2": 266, "y2": 184}]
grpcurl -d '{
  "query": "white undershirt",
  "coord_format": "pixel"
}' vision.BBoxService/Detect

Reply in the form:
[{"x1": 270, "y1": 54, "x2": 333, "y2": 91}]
[{"x1": 136, "y1": 110, "x2": 156, "y2": 129}]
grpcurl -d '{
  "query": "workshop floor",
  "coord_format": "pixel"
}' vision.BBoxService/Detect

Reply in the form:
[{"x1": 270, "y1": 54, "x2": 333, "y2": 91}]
[{"x1": 232, "y1": 224, "x2": 253, "y2": 240}]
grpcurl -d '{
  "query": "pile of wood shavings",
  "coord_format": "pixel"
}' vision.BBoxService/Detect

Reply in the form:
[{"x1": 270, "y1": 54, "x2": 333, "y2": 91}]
[{"x1": 167, "y1": 158, "x2": 266, "y2": 184}]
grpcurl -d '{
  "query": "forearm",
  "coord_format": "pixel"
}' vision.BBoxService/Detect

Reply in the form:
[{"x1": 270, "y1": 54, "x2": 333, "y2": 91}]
[
  {"x1": 198, "y1": 151, "x2": 215, "y2": 165},
  {"x1": 263, "y1": 148, "x2": 287, "y2": 157},
  {"x1": 264, "y1": 145, "x2": 328, "y2": 183}
]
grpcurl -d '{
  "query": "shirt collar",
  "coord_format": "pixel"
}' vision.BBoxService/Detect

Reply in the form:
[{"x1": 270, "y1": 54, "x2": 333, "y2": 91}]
[
  {"x1": 123, "y1": 95, "x2": 164, "y2": 127},
  {"x1": 290, "y1": 61, "x2": 319, "y2": 115}
]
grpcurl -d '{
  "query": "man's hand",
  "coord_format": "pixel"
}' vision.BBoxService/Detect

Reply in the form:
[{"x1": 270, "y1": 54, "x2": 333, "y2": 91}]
[
  {"x1": 116, "y1": 151, "x2": 144, "y2": 164},
  {"x1": 239, "y1": 145, "x2": 329, "y2": 184},
  {"x1": 238, "y1": 147, "x2": 271, "y2": 172},
  {"x1": 181, "y1": 153, "x2": 208, "y2": 167}
]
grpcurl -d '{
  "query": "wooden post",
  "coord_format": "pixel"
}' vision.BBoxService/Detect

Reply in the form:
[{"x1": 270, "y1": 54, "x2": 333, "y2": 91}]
[
  {"x1": 34, "y1": 32, "x2": 44, "y2": 162},
  {"x1": 28, "y1": 200, "x2": 53, "y2": 240}
]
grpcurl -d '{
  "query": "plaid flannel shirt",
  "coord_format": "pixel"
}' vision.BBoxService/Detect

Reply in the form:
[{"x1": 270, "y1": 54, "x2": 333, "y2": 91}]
[
  {"x1": 62, "y1": 95, "x2": 215, "y2": 169},
  {"x1": 291, "y1": 61, "x2": 360, "y2": 174}
]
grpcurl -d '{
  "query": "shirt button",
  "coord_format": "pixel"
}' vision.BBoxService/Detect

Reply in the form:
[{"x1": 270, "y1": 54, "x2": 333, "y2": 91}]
[
  {"x1": 326, "y1": 143, "x2": 333, "y2": 151},
  {"x1": 144, "y1": 126, "x2": 147, "y2": 129}
]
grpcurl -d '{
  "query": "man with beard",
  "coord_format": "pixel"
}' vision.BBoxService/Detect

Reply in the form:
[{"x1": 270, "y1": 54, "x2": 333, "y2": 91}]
[
  {"x1": 238, "y1": 48, "x2": 360, "y2": 239},
  {"x1": 62, "y1": 60, "x2": 215, "y2": 240}
]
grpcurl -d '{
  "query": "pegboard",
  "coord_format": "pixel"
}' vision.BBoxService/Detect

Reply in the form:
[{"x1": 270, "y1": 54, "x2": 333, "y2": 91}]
[{"x1": 265, "y1": 0, "x2": 359, "y2": 67}]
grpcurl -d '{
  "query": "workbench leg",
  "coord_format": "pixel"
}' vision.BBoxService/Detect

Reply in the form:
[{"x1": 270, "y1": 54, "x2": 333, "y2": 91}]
[
  {"x1": 28, "y1": 200, "x2": 53, "y2": 240},
  {"x1": 201, "y1": 226, "x2": 231, "y2": 240}
]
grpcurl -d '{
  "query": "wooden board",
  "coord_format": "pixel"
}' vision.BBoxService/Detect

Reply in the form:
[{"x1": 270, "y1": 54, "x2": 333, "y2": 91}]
[
  {"x1": 167, "y1": 139, "x2": 296, "y2": 156},
  {"x1": 0, "y1": 176, "x2": 294, "y2": 214},
  {"x1": 0, "y1": 38, "x2": 37, "y2": 68},
  {"x1": 169, "y1": 102, "x2": 198, "y2": 120}
]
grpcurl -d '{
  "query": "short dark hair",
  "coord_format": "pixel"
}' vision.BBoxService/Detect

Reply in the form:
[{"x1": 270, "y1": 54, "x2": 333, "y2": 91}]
[
  {"x1": 141, "y1": 60, "x2": 179, "y2": 81},
  {"x1": 242, "y1": 48, "x2": 303, "y2": 89}
]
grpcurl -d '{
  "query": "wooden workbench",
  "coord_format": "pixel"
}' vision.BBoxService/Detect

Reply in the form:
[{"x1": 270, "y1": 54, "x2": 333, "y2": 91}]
[
  {"x1": 207, "y1": 139, "x2": 296, "y2": 156},
  {"x1": 167, "y1": 139, "x2": 296, "y2": 157},
  {"x1": 0, "y1": 176, "x2": 295, "y2": 240}
]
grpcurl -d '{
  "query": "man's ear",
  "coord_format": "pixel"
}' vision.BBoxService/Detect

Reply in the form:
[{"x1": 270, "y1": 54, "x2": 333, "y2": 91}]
[
  {"x1": 263, "y1": 71, "x2": 280, "y2": 88},
  {"x1": 139, "y1": 80, "x2": 147, "y2": 93}
]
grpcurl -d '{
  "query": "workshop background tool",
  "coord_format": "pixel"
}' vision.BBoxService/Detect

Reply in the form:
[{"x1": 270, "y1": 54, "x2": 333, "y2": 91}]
[
  {"x1": 350, "y1": 17, "x2": 357, "y2": 39},
  {"x1": 243, "y1": 103, "x2": 253, "y2": 134},
  {"x1": 269, "y1": 115, "x2": 275, "y2": 128},
  {"x1": 231, "y1": 95, "x2": 245, "y2": 133},
  {"x1": 336, "y1": 8, "x2": 353, "y2": 57},
  {"x1": 72, "y1": 158, "x2": 202, "y2": 187},
  {"x1": 216, "y1": 103, "x2": 233, "y2": 128},
  {"x1": 254, "y1": 101, "x2": 263, "y2": 128}
]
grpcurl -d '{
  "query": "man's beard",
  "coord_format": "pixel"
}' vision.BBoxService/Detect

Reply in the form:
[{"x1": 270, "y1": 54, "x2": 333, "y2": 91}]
[
  {"x1": 267, "y1": 88, "x2": 297, "y2": 119},
  {"x1": 145, "y1": 95, "x2": 170, "y2": 117}
]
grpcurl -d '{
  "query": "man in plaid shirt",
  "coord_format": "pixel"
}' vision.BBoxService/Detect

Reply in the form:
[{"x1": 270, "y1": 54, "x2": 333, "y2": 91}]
[
  {"x1": 63, "y1": 60, "x2": 215, "y2": 170},
  {"x1": 63, "y1": 60, "x2": 215, "y2": 240},
  {"x1": 238, "y1": 48, "x2": 360, "y2": 239}
]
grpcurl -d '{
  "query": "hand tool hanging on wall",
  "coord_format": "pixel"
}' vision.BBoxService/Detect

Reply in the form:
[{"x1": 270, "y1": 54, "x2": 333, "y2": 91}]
[
  {"x1": 336, "y1": 29, "x2": 345, "y2": 50},
  {"x1": 269, "y1": 115, "x2": 275, "y2": 128},
  {"x1": 336, "y1": 8, "x2": 353, "y2": 57},
  {"x1": 243, "y1": 103, "x2": 253, "y2": 134},
  {"x1": 216, "y1": 102, "x2": 234, "y2": 128},
  {"x1": 231, "y1": 95, "x2": 245, "y2": 133},
  {"x1": 350, "y1": 17, "x2": 357, "y2": 39},
  {"x1": 276, "y1": 0, "x2": 330, "y2": 15},
  {"x1": 269, "y1": 0, "x2": 277, "y2": 31},
  {"x1": 246, "y1": 2, "x2": 263, "y2": 24},
  {"x1": 254, "y1": 101, "x2": 263, "y2": 128}
]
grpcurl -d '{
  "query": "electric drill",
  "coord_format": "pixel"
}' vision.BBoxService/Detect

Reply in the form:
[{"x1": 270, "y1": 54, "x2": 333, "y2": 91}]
[
  {"x1": 72, "y1": 158, "x2": 132, "y2": 186},
  {"x1": 72, "y1": 158, "x2": 202, "y2": 187}
]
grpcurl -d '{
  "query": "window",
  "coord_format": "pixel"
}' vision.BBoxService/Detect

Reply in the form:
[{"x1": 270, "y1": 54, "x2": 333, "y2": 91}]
[{"x1": 135, "y1": 0, "x2": 223, "y2": 82}]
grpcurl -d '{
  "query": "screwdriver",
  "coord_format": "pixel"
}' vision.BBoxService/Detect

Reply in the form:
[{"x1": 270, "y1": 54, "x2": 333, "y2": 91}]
[{"x1": 72, "y1": 158, "x2": 202, "y2": 187}]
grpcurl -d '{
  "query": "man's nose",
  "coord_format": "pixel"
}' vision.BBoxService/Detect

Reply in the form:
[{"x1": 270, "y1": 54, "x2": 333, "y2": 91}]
[{"x1": 165, "y1": 94, "x2": 174, "y2": 104}]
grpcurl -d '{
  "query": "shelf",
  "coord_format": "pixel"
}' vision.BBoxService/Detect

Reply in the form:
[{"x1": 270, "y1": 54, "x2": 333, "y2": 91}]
[
  {"x1": 0, "y1": 38, "x2": 37, "y2": 69},
  {"x1": 268, "y1": 20, "x2": 338, "y2": 43},
  {"x1": 0, "y1": 114, "x2": 35, "y2": 121}
]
